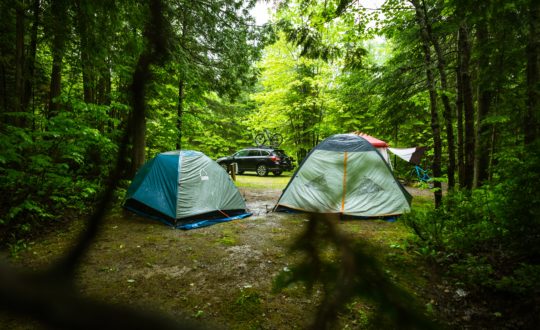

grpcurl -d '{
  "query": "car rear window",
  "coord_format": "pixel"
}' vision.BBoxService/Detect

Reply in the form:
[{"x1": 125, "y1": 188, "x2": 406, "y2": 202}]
[{"x1": 273, "y1": 150, "x2": 287, "y2": 157}]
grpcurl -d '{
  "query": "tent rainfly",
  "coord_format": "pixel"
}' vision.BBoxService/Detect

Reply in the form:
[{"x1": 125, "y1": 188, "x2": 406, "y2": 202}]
[
  {"x1": 124, "y1": 150, "x2": 251, "y2": 229},
  {"x1": 351, "y1": 131, "x2": 426, "y2": 166},
  {"x1": 274, "y1": 134, "x2": 412, "y2": 218},
  {"x1": 351, "y1": 131, "x2": 391, "y2": 164}
]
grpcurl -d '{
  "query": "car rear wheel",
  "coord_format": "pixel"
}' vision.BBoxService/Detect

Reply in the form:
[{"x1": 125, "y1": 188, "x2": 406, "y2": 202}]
[
  {"x1": 256, "y1": 164, "x2": 268, "y2": 176},
  {"x1": 272, "y1": 170, "x2": 282, "y2": 176}
]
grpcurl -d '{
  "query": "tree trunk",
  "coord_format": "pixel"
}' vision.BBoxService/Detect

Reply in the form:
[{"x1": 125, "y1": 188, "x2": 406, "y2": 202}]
[
  {"x1": 176, "y1": 79, "x2": 185, "y2": 150},
  {"x1": 75, "y1": 0, "x2": 96, "y2": 104},
  {"x1": 22, "y1": 0, "x2": 40, "y2": 116},
  {"x1": 48, "y1": 54, "x2": 62, "y2": 118},
  {"x1": 475, "y1": 20, "x2": 492, "y2": 187},
  {"x1": 48, "y1": 0, "x2": 68, "y2": 119},
  {"x1": 456, "y1": 26, "x2": 465, "y2": 188},
  {"x1": 459, "y1": 23, "x2": 475, "y2": 189},
  {"x1": 421, "y1": 0, "x2": 455, "y2": 190},
  {"x1": 129, "y1": 51, "x2": 154, "y2": 177},
  {"x1": 97, "y1": 65, "x2": 111, "y2": 105},
  {"x1": 1, "y1": 63, "x2": 7, "y2": 114},
  {"x1": 525, "y1": 0, "x2": 540, "y2": 144},
  {"x1": 129, "y1": 53, "x2": 149, "y2": 176},
  {"x1": 411, "y1": 0, "x2": 443, "y2": 207},
  {"x1": 14, "y1": 3, "x2": 25, "y2": 127},
  {"x1": 130, "y1": 111, "x2": 146, "y2": 177}
]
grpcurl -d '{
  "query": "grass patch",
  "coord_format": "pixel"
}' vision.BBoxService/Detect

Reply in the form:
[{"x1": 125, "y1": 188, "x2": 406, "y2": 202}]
[
  {"x1": 216, "y1": 228, "x2": 238, "y2": 246},
  {"x1": 411, "y1": 194, "x2": 433, "y2": 210},
  {"x1": 226, "y1": 287, "x2": 264, "y2": 325},
  {"x1": 234, "y1": 173, "x2": 292, "y2": 189}
]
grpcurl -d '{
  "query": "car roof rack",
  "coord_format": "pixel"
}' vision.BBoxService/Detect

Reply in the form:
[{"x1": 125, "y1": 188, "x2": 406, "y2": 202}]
[{"x1": 249, "y1": 145, "x2": 273, "y2": 149}]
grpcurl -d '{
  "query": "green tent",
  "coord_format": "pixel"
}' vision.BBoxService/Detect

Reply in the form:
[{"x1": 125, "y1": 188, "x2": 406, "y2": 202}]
[
  {"x1": 275, "y1": 134, "x2": 411, "y2": 218},
  {"x1": 124, "y1": 150, "x2": 251, "y2": 229}
]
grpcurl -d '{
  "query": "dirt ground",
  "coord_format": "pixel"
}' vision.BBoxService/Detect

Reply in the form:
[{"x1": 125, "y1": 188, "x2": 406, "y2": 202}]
[{"x1": 1, "y1": 174, "x2": 441, "y2": 329}]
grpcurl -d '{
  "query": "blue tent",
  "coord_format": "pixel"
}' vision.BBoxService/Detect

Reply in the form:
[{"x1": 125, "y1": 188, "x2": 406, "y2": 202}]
[{"x1": 125, "y1": 150, "x2": 251, "y2": 229}]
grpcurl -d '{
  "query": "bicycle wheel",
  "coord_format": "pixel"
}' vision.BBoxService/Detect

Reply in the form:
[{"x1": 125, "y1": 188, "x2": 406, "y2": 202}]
[
  {"x1": 254, "y1": 133, "x2": 267, "y2": 146},
  {"x1": 270, "y1": 133, "x2": 283, "y2": 147}
]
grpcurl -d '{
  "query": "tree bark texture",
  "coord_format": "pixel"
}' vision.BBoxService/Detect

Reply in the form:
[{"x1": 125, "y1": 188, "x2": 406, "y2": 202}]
[
  {"x1": 421, "y1": 0, "x2": 455, "y2": 190},
  {"x1": 75, "y1": 0, "x2": 96, "y2": 104},
  {"x1": 47, "y1": 0, "x2": 68, "y2": 119},
  {"x1": 455, "y1": 25, "x2": 465, "y2": 188},
  {"x1": 128, "y1": 0, "x2": 171, "y2": 177},
  {"x1": 458, "y1": 22, "x2": 475, "y2": 189},
  {"x1": 475, "y1": 20, "x2": 492, "y2": 187},
  {"x1": 14, "y1": 3, "x2": 25, "y2": 127},
  {"x1": 411, "y1": 0, "x2": 443, "y2": 207},
  {"x1": 22, "y1": 0, "x2": 40, "y2": 116}
]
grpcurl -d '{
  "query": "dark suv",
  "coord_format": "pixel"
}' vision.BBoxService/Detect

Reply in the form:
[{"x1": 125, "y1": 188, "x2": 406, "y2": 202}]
[{"x1": 216, "y1": 147, "x2": 294, "y2": 176}]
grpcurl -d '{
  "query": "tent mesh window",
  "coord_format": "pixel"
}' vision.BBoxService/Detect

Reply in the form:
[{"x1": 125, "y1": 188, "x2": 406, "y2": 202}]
[
  {"x1": 305, "y1": 174, "x2": 328, "y2": 191},
  {"x1": 356, "y1": 177, "x2": 383, "y2": 195}
]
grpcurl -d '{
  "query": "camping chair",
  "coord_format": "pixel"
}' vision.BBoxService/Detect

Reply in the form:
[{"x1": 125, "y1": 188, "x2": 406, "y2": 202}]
[{"x1": 413, "y1": 165, "x2": 431, "y2": 183}]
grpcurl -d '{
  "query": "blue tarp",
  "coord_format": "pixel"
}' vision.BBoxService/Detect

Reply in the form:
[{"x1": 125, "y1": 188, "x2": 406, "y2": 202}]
[{"x1": 176, "y1": 213, "x2": 253, "y2": 230}]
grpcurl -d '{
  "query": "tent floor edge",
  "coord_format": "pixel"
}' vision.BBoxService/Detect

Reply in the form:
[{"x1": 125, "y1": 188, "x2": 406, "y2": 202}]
[{"x1": 177, "y1": 212, "x2": 252, "y2": 230}]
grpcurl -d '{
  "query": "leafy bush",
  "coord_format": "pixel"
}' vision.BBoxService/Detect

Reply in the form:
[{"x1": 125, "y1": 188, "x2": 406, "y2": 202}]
[
  {"x1": 496, "y1": 264, "x2": 540, "y2": 295},
  {"x1": 403, "y1": 146, "x2": 540, "y2": 295},
  {"x1": 492, "y1": 146, "x2": 540, "y2": 261},
  {"x1": 0, "y1": 111, "x2": 117, "y2": 245},
  {"x1": 403, "y1": 188, "x2": 501, "y2": 255}
]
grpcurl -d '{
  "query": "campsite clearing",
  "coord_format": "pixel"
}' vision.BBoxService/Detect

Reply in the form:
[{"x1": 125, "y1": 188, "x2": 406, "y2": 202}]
[{"x1": 2, "y1": 175, "x2": 457, "y2": 329}]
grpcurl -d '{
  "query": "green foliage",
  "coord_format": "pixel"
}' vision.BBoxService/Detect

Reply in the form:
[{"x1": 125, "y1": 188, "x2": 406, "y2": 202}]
[
  {"x1": 404, "y1": 188, "x2": 500, "y2": 253},
  {"x1": 492, "y1": 146, "x2": 540, "y2": 259},
  {"x1": 496, "y1": 264, "x2": 540, "y2": 295},
  {"x1": 7, "y1": 239, "x2": 28, "y2": 258},
  {"x1": 0, "y1": 111, "x2": 116, "y2": 244},
  {"x1": 404, "y1": 148, "x2": 540, "y2": 295},
  {"x1": 447, "y1": 255, "x2": 494, "y2": 289},
  {"x1": 235, "y1": 288, "x2": 262, "y2": 307},
  {"x1": 250, "y1": 32, "x2": 340, "y2": 161}
]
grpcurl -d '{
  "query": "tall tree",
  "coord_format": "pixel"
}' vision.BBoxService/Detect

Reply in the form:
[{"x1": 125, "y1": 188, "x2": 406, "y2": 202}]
[
  {"x1": 14, "y1": 1, "x2": 25, "y2": 127},
  {"x1": 47, "y1": 0, "x2": 69, "y2": 119},
  {"x1": 415, "y1": 0, "x2": 456, "y2": 189},
  {"x1": 474, "y1": 16, "x2": 491, "y2": 187},
  {"x1": 21, "y1": 0, "x2": 41, "y2": 117},
  {"x1": 411, "y1": 0, "x2": 443, "y2": 206},
  {"x1": 455, "y1": 22, "x2": 475, "y2": 188},
  {"x1": 454, "y1": 1, "x2": 475, "y2": 189},
  {"x1": 128, "y1": 0, "x2": 173, "y2": 177}
]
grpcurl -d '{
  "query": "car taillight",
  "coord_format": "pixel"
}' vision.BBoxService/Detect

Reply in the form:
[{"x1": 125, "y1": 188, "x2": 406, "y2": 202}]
[{"x1": 270, "y1": 155, "x2": 280, "y2": 162}]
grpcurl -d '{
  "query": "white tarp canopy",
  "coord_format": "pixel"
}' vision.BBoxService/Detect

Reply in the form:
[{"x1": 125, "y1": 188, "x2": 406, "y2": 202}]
[
  {"x1": 351, "y1": 132, "x2": 426, "y2": 166},
  {"x1": 388, "y1": 147, "x2": 426, "y2": 165}
]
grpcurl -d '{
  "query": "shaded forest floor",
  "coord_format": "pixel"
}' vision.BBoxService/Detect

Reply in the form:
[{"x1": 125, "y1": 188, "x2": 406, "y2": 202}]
[{"x1": 0, "y1": 174, "x2": 509, "y2": 329}]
